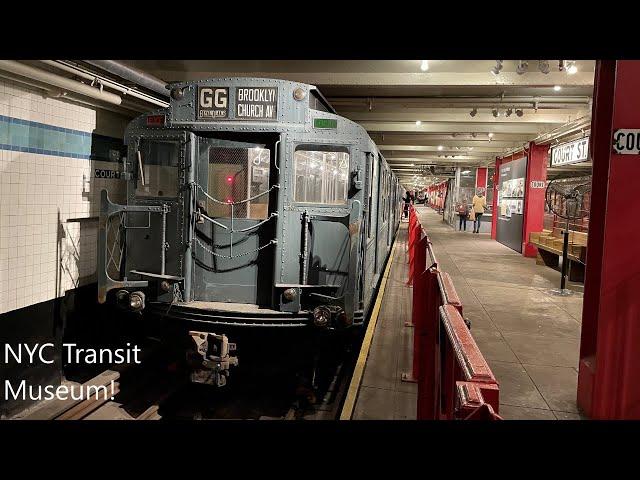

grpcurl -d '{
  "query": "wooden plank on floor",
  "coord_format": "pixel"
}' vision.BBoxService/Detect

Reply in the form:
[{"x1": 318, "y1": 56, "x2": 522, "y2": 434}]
[{"x1": 20, "y1": 370, "x2": 120, "y2": 420}]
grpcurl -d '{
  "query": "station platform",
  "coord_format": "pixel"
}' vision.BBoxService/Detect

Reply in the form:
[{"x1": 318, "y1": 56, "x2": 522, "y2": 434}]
[
  {"x1": 350, "y1": 221, "x2": 417, "y2": 420},
  {"x1": 346, "y1": 205, "x2": 585, "y2": 420}
]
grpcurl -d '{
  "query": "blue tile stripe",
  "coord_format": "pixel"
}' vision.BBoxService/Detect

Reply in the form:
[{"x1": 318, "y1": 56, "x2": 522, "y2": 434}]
[{"x1": 0, "y1": 114, "x2": 124, "y2": 162}]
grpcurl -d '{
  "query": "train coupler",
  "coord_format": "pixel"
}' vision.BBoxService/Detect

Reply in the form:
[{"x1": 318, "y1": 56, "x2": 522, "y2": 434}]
[{"x1": 187, "y1": 331, "x2": 238, "y2": 387}]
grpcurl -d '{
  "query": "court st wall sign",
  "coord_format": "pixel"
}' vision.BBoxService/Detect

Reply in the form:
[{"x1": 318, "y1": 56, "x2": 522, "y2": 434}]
[
  {"x1": 613, "y1": 129, "x2": 640, "y2": 154},
  {"x1": 550, "y1": 137, "x2": 590, "y2": 167}
]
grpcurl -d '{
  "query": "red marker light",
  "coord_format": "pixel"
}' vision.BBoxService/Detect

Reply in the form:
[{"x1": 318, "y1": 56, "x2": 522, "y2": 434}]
[
  {"x1": 226, "y1": 198, "x2": 233, "y2": 204},
  {"x1": 226, "y1": 176, "x2": 233, "y2": 184}
]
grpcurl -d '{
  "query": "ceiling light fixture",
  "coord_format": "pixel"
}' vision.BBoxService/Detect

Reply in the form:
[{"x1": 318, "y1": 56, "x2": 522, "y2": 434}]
[
  {"x1": 553, "y1": 85, "x2": 562, "y2": 92},
  {"x1": 437, "y1": 145, "x2": 444, "y2": 151},
  {"x1": 415, "y1": 120, "x2": 422, "y2": 126},
  {"x1": 566, "y1": 61, "x2": 578, "y2": 75},
  {"x1": 516, "y1": 60, "x2": 528, "y2": 75},
  {"x1": 488, "y1": 132, "x2": 494, "y2": 138},
  {"x1": 470, "y1": 108, "x2": 478, "y2": 117},
  {"x1": 420, "y1": 60, "x2": 429, "y2": 71},
  {"x1": 538, "y1": 60, "x2": 550, "y2": 74},
  {"x1": 491, "y1": 60, "x2": 503, "y2": 75}
]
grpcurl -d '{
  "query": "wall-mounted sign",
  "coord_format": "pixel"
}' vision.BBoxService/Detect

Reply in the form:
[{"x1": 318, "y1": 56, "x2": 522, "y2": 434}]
[
  {"x1": 530, "y1": 180, "x2": 546, "y2": 189},
  {"x1": 197, "y1": 86, "x2": 229, "y2": 120},
  {"x1": 550, "y1": 137, "x2": 590, "y2": 166},
  {"x1": 95, "y1": 169, "x2": 121, "y2": 179},
  {"x1": 235, "y1": 87, "x2": 277, "y2": 120},
  {"x1": 613, "y1": 129, "x2": 640, "y2": 154}
]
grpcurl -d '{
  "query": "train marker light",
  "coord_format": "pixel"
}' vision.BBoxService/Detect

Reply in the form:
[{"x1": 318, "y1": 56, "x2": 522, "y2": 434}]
[{"x1": 226, "y1": 175, "x2": 233, "y2": 184}]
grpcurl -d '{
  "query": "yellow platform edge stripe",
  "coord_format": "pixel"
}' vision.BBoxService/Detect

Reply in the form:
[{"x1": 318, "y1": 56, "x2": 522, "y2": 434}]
[{"x1": 339, "y1": 235, "x2": 399, "y2": 420}]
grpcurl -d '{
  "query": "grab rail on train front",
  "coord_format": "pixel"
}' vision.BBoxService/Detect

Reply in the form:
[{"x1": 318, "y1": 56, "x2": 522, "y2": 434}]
[{"x1": 98, "y1": 189, "x2": 168, "y2": 304}]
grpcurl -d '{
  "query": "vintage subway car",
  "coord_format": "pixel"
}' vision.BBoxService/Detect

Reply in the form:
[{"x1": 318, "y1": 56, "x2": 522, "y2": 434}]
[{"x1": 98, "y1": 78, "x2": 403, "y2": 334}]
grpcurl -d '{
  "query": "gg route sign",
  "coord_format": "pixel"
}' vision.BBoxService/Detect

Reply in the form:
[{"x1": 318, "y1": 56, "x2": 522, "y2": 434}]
[{"x1": 613, "y1": 129, "x2": 640, "y2": 154}]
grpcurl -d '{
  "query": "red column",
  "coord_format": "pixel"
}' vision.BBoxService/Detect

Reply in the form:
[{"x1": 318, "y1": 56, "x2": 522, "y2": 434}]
[
  {"x1": 522, "y1": 143, "x2": 549, "y2": 257},
  {"x1": 475, "y1": 167, "x2": 488, "y2": 190},
  {"x1": 577, "y1": 60, "x2": 640, "y2": 419},
  {"x1": 490, "y1": 158, "x2": 500, "y2": 239}
]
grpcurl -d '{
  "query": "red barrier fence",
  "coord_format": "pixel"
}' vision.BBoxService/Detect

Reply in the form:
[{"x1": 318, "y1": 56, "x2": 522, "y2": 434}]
[{"x1": 404, "y1": 206, "x2": 502, "y2": 420}]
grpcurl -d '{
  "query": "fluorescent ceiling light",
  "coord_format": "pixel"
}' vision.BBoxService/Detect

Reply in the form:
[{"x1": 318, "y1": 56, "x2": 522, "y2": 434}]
[
  {"x1": 420, "y1": 60, "x2": 429, "y2": 71},
  {"x1": 553, "y1": 85, "x2": 562, "y2": 91},
  {"x1": 415, "y1": 120, "x2": 422, "y2": 126}
]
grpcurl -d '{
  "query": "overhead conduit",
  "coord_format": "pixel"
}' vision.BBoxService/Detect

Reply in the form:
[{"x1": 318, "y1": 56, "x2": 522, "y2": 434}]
[
  {"x1": 0, "y1": 60, "x2": 123, "y2": 106},
  {"x1": 39, "y1": 60, "x2": 169, "y2": 108},
  {"x1": 84, "y1": 60, "x2": 170, "y2": 98}
]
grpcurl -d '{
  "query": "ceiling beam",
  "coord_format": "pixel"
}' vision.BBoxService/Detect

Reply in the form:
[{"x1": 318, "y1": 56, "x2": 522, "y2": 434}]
[
  {"x1": 340, "y1": 109, "x2": 589, "y2": 123},
  {"x1": 379, "y1": 144, "x2": 511, "y2": 153},
  {"x1": 360, "y1": 121, "x2": 554, "y2": 134},
  {"x1": 144, "y1": 71, "x2": 594, "y2": 87},
  {"x1": 330, "y1": 96, "x2": 592, "y2": 109}
]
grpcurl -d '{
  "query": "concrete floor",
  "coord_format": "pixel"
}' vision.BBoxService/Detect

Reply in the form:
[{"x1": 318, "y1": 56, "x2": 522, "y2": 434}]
[
  {"x1": 352, "y1": 222, "x2": 418, "y2": 420},
  {"x1": 415, "y1": 206, "x2": 586, "y2": 420}
]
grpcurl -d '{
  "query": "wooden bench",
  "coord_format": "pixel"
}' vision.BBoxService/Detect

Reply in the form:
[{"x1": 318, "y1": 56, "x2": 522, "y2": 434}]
[{"x1": 529, "y1": 229, "x2": 587, "y2": 282}]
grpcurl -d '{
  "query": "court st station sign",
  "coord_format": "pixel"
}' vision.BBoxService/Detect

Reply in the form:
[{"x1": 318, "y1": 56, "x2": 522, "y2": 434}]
[
  {"x1": 550, "y1": 137, "x2": 590, "y2": 166},
  {"x1": 197, "y1": 86, "x2": 278, "y2": 121},
  {"x1": 613, "y1": 129, "x2": 640, "y2": 154}
]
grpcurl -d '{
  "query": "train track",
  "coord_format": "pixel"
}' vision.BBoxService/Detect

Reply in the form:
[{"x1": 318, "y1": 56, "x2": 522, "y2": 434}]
[{"x1": 14, "y1": 333, "x2": 358, "y2": 421}]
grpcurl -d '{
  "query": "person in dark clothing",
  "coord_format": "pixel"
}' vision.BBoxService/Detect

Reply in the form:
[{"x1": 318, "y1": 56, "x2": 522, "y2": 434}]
[
  {"x1": 456, "y1": 200, "x2": 469, "y2": 231},
  {"x1": 402, "y1": 192, "x2": 413, "y2": 219}
]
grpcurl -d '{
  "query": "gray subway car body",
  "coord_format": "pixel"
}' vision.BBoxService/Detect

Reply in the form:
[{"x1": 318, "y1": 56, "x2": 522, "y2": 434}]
[{"x1": 98, "y1": 78, "x2": 402, "y2": 330}]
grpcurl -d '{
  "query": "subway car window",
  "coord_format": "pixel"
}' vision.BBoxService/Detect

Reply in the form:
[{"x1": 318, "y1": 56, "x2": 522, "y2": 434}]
[
  {"x1": 207, "y1": 146, "x2": 271, "y2": 219},
  {"x1": 293, "y1": 148, "x2": 349, "y2": 205},
  {"x1": 135, "y1": 140, "x2": 179, "y2": 198}
]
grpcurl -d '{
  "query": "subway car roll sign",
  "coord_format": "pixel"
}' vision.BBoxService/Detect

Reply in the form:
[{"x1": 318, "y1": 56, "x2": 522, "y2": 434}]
[
  {"x1": 236, "y1": 87, "x2": 277, "y2": 120},
  {"x1": 197, "y1": 87, "x2": 229, "y2": 119}
]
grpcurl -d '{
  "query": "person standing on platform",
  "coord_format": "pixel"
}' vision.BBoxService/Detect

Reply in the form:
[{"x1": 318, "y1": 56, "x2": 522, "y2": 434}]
[
  {"x1": 472, "y1": 189, "x2": 487, "y2": 234},
  {"x1": 402, "y1": 191, "x2": 413, "y2": 219},
  {"x1": 456, "y1": 199, "x2": 469, "y2": 231}
]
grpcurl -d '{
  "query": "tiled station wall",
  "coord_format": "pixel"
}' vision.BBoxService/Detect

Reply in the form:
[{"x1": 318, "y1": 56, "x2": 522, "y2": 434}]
[{"x1": 0, "y1": 78, "x2": 131, "y2": 315}]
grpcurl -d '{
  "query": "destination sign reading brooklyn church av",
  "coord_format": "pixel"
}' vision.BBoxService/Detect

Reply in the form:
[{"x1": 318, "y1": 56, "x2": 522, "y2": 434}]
[
  {"x1": 235, "y1": 87, "x2": 278, "y2": 120},
  {"x1": 197, "y1": 86, "x2": 278, "y2": 120}
]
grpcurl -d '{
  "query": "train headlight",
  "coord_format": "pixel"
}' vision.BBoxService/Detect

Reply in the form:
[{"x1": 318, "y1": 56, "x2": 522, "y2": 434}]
[
  {"x1": 129, "y1": 291, "x2": 146, "y2": 312},
  {"x1": 283, "y1": 288, "x2": 297, "y2": 301},
  {"x1": 312, "y1": 306, "x2": 331, "y2": 328},
  {"x1": 293, "y1": 87, "x2": 306, "y2": 101}
]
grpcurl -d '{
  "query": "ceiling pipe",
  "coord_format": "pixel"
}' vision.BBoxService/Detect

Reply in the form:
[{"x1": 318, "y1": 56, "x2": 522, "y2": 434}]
[
  {"x1": 0, "y1": 70, "x2": 145, "y2": 118},
  {"x1": 40, "y1": 60, "x2": 169, "y2": 108},
  {"x1": 0, "y1": 60, "x2": 122, "y2": 105},
  {"x1": 84, "y1": 60, "x2": 169, "y2": 98}
]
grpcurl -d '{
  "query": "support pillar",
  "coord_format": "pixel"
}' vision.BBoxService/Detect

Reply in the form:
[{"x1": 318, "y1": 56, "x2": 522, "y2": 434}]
[
  {"x1": 522, "y1": 143, "x2": 549, "y2": 257},
  {"x1": 577, "y1": 60, "x2": 640, "y2": 419},
  {"x1": 475, "y1": 167, "x2": 487, "y2": 190},
  {"x1": 491, "y1": 158, "x2": 500, "y2": 239}
]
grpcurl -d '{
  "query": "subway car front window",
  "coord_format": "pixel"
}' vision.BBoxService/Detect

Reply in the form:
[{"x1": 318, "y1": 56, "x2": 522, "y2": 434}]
[
  {"x1": 135, "y1": 140, "x2": 179, "y2": 198},
  {"x1": 293, "y1": 147, "x2": 349, "y2": 205}
]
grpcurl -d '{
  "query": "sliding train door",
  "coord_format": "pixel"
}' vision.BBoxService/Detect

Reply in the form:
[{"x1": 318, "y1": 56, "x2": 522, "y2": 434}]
[{"x1": 192, "y1": 134, "x2": 279, "y2": 305}]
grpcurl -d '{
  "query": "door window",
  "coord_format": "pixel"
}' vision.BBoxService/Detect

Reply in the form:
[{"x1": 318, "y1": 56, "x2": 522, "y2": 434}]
[{"x1": 207, "y1": 146, "x2": 271, "y2": 219}]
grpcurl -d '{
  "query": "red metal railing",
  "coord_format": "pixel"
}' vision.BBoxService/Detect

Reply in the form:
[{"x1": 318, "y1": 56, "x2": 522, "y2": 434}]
[{"x1": 404, "y1": 206, "x2": 501, "y2": 420}]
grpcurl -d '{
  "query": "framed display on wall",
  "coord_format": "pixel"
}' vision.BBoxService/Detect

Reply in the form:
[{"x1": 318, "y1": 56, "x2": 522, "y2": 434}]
[{"x1": 496, "y1": 156, "x2": 528, "y2": 252}]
